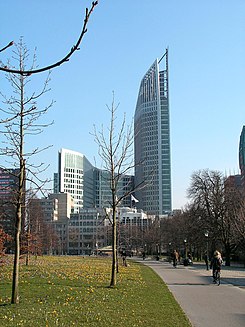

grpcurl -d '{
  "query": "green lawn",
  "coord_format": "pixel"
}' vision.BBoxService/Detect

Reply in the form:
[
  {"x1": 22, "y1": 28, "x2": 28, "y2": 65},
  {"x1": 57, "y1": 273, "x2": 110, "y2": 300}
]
[{"x1": 0, "y1": 256, "x2": 191, "y2": 327}]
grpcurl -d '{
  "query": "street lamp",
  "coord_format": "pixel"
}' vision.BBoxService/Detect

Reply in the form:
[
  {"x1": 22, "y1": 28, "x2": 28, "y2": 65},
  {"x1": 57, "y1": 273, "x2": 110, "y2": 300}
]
[
  {"x1": 204, "y1": 231, "x2": 209, "y2": 270},
  {"x1": 168, "y1": 242, "x2": 171, "y2": 253},
  {"x1": 168, "y1": 242, "x2": 172, "y2": 262},
  {"x1": 183, "y1": 239, "x2": 187, "y2": 258}
]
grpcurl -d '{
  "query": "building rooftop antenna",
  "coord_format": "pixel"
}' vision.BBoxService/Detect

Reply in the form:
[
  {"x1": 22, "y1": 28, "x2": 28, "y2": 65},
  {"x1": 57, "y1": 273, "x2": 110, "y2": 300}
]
[{"x1": 158, "y1": 48, "x2": 168, "y2": 64}]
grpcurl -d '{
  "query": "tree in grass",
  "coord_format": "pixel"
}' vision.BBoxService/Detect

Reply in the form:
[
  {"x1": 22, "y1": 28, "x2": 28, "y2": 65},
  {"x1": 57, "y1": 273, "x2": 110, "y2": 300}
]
[
  {"x1": 92, "y1": 94, "x2": 145, "y2": 287},
  {"x1": 0, "y1": 39, "x2": 54, "y2": 304},
  {"x1": 0, "y1": 2, "x2": 98, "y2": 304}
]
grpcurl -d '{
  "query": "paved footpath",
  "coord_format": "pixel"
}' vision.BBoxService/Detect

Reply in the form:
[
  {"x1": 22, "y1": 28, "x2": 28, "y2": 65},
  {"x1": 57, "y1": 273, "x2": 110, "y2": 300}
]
[{"x1": 137, "y1": 259, "x2": 245, "y2": 327}]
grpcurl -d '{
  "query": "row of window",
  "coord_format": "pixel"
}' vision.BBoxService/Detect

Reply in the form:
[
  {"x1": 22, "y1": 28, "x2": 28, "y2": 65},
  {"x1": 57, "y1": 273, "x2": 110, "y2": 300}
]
[{"x1": 64, "y1": 168, "x2": 83, "y2": 174}]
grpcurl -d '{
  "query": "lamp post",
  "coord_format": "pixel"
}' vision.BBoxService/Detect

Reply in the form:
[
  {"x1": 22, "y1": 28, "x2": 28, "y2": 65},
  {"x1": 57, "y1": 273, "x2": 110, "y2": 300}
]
[
  {"x1": 204, "y1": 231, "x2": 209, "y2": 270},
  {"x1": 183, "y1": 239, "x2": 187, "y2": 259},
  {"x1": 168, "y1": 242, "x2": 171, "y2": 254},
  {"x1": 168, "y1": 242, "x2": 172, "y2": 263}
]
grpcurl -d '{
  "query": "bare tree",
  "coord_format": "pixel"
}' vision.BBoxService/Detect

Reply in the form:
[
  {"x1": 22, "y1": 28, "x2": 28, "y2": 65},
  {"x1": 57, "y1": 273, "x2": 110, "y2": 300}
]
[
  {"x1": 23, "y1": 194, "x2": 54, "y2": 262},
  {"x1": 0, "y1": 1, "x2": 98, "y2": 75},
  {"x1": 0, "y1": 2, "x2": 98, "y2": 304},
  {"x1": 187, "y1": 169, "x2": 240, "y2": 265},
  {"x1": 225, "y1": 181, "x2": 245, "y2": 263},
  {"x1": 234, "y1": 203, "x2": 245, "y2": 248},
  {"x1": 92, "y1": 94, "x2": 145, "y2": 287},
  {"x1": 0, "y1": 39, "x2": 54, "y2": 304}
]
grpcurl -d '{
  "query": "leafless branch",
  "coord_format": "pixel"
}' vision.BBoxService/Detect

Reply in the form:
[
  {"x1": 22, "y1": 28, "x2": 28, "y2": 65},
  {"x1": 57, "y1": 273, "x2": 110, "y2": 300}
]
[
  {"x1": 0, "y1": 41, "x2": 14, "y2": 53},
  {"x1": 0, "y1": 1, "x2": 98, "y2": 75}
]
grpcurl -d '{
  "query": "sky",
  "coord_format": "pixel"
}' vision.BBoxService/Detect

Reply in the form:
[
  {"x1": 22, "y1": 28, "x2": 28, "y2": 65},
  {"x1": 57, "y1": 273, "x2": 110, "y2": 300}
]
[{"x1": 0, "y1": 0, "x2": 245, "y2": 209}]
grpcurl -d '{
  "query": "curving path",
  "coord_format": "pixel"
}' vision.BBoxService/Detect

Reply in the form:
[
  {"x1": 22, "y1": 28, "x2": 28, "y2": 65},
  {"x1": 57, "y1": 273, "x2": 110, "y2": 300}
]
[{"x1": 136, "y1": 259, "x2": 245, "y2": 327}]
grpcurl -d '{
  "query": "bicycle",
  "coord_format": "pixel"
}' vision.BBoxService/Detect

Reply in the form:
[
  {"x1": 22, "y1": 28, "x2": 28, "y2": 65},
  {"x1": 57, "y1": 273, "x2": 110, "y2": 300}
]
[{"x1": 213, "y1": 268, "x2": 221, "y2": 285}]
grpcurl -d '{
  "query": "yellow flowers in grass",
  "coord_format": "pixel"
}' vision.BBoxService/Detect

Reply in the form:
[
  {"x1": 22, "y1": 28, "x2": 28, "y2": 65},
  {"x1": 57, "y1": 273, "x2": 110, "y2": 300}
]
[{"x1": 0, "y1": 256, "x2": 191, "y2": 327}]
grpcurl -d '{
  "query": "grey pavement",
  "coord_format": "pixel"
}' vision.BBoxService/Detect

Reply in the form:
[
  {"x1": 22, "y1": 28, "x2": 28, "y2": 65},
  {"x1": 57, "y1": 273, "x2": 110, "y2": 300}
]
[{"x1": 135, "y1": 258, "x2": 245, "y2": 327}]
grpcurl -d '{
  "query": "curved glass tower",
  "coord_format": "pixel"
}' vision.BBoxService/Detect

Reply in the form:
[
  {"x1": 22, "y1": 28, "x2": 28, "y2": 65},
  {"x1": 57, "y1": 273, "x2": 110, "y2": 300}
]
[
  {"x1": 239, "y1": 125, "x2": 245, "y2": 191},
  {"x1": 134, "y1": 50, "x2": 172, "y2": 215}
]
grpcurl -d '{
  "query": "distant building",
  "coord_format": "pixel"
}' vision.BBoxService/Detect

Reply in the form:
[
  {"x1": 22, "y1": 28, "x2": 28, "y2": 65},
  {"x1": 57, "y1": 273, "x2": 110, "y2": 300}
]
[
  {"x1": 68, "y1": 208, "x2": 107, "y2": 255},
  {"x1": 53, "y1": 173, "x2": 59, "y2": 194},
  {"x1": 225, "y1": 175, "x2": 242, "y2": 189},
  {"x1": 30, "y1": 193, "x2": 74, "y2": 255},
  {"x1": 0, "y1": 168, "x2": 23, "y2": 237},
  {"x1": 49, "y1": 193, "x2": 74, "y2": 219},
  {"x1": 118, "y1": 207, "x2": 153, "y2": 252},
  {"x1": 55, "y1": 148, "x2": 134, "y2": 212},
  {"x1": 93, "y1": 168, "x2": 134, "y2": 208},
  {"x1": 31, "y1": 197, "x2": 59, "y2": 223},
  {"x1": 49, "y1": 193, "x2": 74, "y2": 255},
  {"x1": 118, "y1": 207, "x2": 151, "y2": 229},
  {"x1": 56, "y1": 148, "x2": 94, "y2": 213},
  {"x1": 134, "y1": 50, "x2": 172, "y2": 215}
]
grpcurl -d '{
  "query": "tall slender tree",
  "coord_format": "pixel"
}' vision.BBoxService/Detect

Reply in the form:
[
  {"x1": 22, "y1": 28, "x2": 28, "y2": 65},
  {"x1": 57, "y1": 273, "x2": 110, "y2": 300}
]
[
  {"x1": 92, "y1": 94, "x2": 145, "y2": 287},
  {"x1": 0, "y1": 39, "x2": 53, "y2": 304}
]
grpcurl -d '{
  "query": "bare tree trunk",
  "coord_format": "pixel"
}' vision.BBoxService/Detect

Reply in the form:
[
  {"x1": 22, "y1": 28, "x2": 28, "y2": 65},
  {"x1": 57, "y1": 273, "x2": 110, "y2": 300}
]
[
  {"x1": 11, "y1": 72, "x2": 25, "y2": 304},
  {"x1": 110, "y1": 208, "x2": 117, "y2": 287},
  {"x1": 11, "y1": 203, "x2": 22, "y2": 304},
  {"x1": 25, "y1": 225, "x2": 30, "y2": 266},
  {"x1": 92, "y1": 94, "x2": 146, "y2": 287},
  {"x1": 11, "y1": 159, "x2": 24, "y2": 304}
]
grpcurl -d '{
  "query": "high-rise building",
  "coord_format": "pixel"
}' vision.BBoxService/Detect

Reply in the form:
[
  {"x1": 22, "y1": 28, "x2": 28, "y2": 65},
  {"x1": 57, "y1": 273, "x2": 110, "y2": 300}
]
[
  {"x1": 0, "y1": 168, "x2": 22, "y2": 237},
  {"x1": 55, "y1": 149, "x2": 134, "y2": 212},
  {"x1": 93, "y1": 168, "x2": 134, "y2": 208},
  {"x1": 239, "y1": 125, "x2": 245, "y2": 192},
  {"x1": 134, "y1": 50, "x2": 172, "y2": 215},
  {"x1": 56, "y1": 148, "x2": 94, "y2": 213}
]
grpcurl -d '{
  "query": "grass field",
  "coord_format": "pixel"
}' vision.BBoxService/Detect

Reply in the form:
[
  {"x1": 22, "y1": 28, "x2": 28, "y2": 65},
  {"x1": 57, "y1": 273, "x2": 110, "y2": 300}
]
[{"x1": 0, "y1": 256, "x2": 191, "y2": 327}]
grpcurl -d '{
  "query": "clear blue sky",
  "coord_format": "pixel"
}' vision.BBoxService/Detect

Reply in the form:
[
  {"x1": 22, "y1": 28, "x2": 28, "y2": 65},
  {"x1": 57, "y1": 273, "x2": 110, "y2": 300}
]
[{"x1": 1, "y1": 1, "x2": 245, "y2": 209}]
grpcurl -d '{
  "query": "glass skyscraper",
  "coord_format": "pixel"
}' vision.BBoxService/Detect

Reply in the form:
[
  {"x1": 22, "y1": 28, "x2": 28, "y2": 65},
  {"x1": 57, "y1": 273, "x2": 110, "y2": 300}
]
[
  {"x1": 134, "y1": 50, "x2": 172, "y2": 215},
  {"x1": 239, "y1": 125, "x2": 245, "y2": 191}
]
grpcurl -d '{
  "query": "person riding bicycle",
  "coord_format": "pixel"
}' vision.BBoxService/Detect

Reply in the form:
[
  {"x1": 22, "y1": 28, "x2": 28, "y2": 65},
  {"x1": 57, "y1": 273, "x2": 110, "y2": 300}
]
[{"x1": 210, "y1": 250, "x2": 223, "y2": 284}]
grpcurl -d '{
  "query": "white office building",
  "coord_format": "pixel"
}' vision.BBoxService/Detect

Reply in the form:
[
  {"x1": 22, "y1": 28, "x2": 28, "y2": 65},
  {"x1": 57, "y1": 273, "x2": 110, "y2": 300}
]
[{"x1": 57, "y1": 148, "x2": 94, "y2": 213}]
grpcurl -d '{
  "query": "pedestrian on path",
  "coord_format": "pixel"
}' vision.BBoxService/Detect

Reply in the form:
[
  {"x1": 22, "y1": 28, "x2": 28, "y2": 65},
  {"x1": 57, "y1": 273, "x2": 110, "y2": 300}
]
[
  {"x1": 210, "y1": 250, "x2": 223, "y2": 283},
  {"x1": 121, "y1": 249, "x2": 127, "y2": 267},
  {"x1": 172, "y1": 249, "x2": 179, "y2": 268},
  {"x1": 204, "y1": 252, "x2": 209, "y2": 270}
]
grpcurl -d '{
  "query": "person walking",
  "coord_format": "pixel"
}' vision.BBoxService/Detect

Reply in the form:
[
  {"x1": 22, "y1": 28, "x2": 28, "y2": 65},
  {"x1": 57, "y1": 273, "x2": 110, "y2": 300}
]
[
  {"x1": 204, "y1": 252, "x2": 209, "y2": 270},
  {"x1": 121, "y1": 249, "x2": 127, "y2": 267},
  {"x1": 210, "y1": 250, "x2": 223, "y2": 284},
  {"x1": 173, "y1": 249, "x2": 179, "y2": 268}
]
